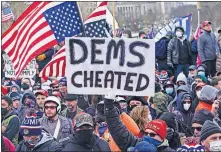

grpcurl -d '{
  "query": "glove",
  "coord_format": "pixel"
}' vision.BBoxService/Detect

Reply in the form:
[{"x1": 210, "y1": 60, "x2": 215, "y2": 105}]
[
  {"x1": 104, "y1": 89, "x2": 116, "y2": 110},
  {"x1": 37, "y1": 54, "x2": 46, "y2": 61},
  {"x1": 105, "y1": 89, "x2": 116, "y2": 100}
]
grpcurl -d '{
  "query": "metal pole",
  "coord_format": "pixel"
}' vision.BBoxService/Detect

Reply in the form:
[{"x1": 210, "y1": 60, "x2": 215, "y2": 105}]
[{"x1": 197, "y1": 2, "x2": 201, "y2": 25}]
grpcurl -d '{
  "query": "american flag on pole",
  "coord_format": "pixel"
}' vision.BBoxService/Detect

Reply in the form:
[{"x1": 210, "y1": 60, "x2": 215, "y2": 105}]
[
  {"x1": 2, "y1": 6, "x2": 14, "y2": 22},
  {"x1": 39, "y1": 1, "x2": 108, "y2": 77},
  {"x1": 2, "y1": 2, "x2": 83, "y2": 78}
]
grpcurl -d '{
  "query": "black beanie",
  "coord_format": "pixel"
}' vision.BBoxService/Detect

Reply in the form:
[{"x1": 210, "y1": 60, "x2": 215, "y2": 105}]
[
  {"x1": 2, "y1": 95, "x2": 12, "y2": 106},
  {"x1": 200, "y1": 120, "x2": 221, "y2": 142},
  {"x1": 192, "y1": 109, "x2": 214, "y2": 125},
  {"x1": 159, "y1": 112, "x2": 177, "y2": 130}
]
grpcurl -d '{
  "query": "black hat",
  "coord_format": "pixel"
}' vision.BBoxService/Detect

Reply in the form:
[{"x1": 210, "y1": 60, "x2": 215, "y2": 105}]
[
  {"x1": 175, "y1": 26, "x2": 185, "y2": 33},
  {"x1": 2, "y1": 95, "x2": 12, "y2": 106},
  {"x1": 64, "y1": 94, "x2": 78, "y2": 101},
  {"x1": 200, "y1": 120, "x2": 221, "y2": 141},
  {"x1": 139, "y1": 30, "x2": 146, "y2": 37},
  {"x1": 126, "y1": 96, "x2": 147, "y2": 105},
  {"x1": 159, "y1": 112, "x2": 177, "y2": 130},
  {"x1": 192, "y1": 109, "x2": 214, "y2": 125}
]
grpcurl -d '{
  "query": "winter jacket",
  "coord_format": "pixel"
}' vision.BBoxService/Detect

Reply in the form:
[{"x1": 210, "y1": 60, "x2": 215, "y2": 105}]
[
  {"x1": 77, "y1": 95, "x2": 89, "y2": 111},
  {"x1": 214, "y1": 115, "x2": 221, "y2": 127},
  {"x1": 61, "y1": 134, "x2": 111, "y2": 151},
  {"x1": 173, "y1": 92, "x2": 194, "y2": 128},
  {"x1": 2, "y1": 136, "x2": 16, "y2": 152},
  {"x1": 158, "y1": 139, "x2": 176, "y2": 152},
  {"x1": 153, "y1": 92, "x2": 169, "y2": 118},
  {"x1": 36, "y1": 48, "x2": 55, "y2": 72},
  {"x1": 16, "y1": 132, "x2": 62, "y2": 152},
  {"x1": 216, "y1": 53, "x2": 221, "y2": 72},
  {"x1": 197, "y1": 30, "x2": 220, "y2": 62},
  {"x1": 39, "y1": 115, "x2": 73, "y2": 140},
  {"x1": 104, "y1": 98, "x2": 174, "y2": 152},
  {"x1": 61, "y1": 106, "x2": 83, "y2": 120},
  {"x1": 2, "y1": 110, "x2": 20, "y2": 146},
  {"x1": 191, "y1": 39, "x2": 198, "y2": 54},
  {"x1": 94, "y1": 112, "x2": 140, "y2": 151},
  {"x1": 167, "y1": 37, "x2": 192, "y2": 65}
]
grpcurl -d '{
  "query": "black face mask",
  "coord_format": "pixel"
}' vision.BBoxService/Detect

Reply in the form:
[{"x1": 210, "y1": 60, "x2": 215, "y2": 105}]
[
  {"x1": 129, "y1": 105, "x2": 137, "y2": 112},
  {"x1": 75, "y1": 129, "x2": 93, "y2": 144},
  {"x1": 1, "y1": 107, "x2": 8, "y2": 116},
  {"x1": 21, "y1": 83, "x2": 30, "y2": 90}
]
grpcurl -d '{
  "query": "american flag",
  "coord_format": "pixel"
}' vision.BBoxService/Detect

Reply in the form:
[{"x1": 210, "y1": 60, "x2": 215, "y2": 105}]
[
  {"x1": 39, "y1": 1, "x2": 107, "y2": 77},
  {"x1": 2, "y1": 2, "x2": 83, "y2": 78},
  {"x1": 2, "y1": 6, "x2": 14, "y2": 22}
]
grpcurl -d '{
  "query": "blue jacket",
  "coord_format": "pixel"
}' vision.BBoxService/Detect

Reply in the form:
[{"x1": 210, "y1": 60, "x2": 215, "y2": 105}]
[
  {"x1": 191, "y1": 39, "x2": 198, "y2": 53},
  {"x1": 36, "y1": 48, "x2": 55, "y2": 72},
  {"x1": 197, "y1": 30, "x2": 220, "y2": 62}
]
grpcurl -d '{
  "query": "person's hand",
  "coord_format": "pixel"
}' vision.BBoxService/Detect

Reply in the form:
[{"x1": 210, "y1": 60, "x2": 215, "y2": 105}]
[
  {"x1": 37, "y1": 54, "x2": 46, "y2": 61},
  {"x1": 2, "y1": 125, "x2": 6, "y2": 133},
  {"x1": 211, "y1": 100, "x2": 220, "y2": 116}
]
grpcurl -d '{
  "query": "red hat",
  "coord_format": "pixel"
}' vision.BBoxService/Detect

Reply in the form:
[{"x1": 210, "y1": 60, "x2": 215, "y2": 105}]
[
  {"x1": 202, "y1": 21, "x2": 212, "y2": 27},
  {"x1": 35, "y1": 89, "x2": 48, "y2": 97},
  {"x1": 145, "y1": 119, "x2": 167, "y2": 140},
  {"x1": 52, "y1": 91, "x2": 62, "y2": 98}
]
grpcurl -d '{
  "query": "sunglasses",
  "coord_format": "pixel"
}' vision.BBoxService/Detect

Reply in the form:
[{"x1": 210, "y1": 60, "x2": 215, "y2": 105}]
[
  {"x1": 192, "y1": 127, "x2": 202, "y2": 131},
  {"x1": 52, "y1": 86, "x2": 59, "y2": 89},
  {"x1": 144, "y1": 132, "x2": 158, "y2": 137},
  {"x1": 44, "y1": 106, "x2": 57, "y2": 110}
]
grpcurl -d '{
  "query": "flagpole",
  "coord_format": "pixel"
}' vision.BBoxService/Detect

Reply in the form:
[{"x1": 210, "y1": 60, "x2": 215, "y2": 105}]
[
  {"x1": 112, "y1": 2, "x2": 116, "y2": 38},
  {"x1": 197, "y1": 2, "x2": 201, "y2": 26}
]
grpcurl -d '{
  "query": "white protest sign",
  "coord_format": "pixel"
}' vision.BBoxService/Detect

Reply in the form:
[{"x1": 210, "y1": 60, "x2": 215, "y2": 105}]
[
  {"x1": 65, "y1": 38, "x2": 155, "y2": 96},
  {"x1": 3, "y1": 54, "x2": 36, "y2": 78}
]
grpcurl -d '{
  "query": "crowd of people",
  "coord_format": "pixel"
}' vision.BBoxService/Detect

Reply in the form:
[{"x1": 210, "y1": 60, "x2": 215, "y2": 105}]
[{"x1": 1, "y1": 20, "x2": 221, "y2": 152}]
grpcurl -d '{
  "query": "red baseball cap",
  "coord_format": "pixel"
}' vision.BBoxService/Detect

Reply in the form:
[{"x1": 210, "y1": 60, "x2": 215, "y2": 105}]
[
  {"x1": 145, "y1": 119, "x2": 167, "y2": 140},
  {"x1": 35, "y1": 89, "x2": 48, "y2": 97},
  {"x1": 202, "y1": 21, "x2": 212, "y2": 27}
]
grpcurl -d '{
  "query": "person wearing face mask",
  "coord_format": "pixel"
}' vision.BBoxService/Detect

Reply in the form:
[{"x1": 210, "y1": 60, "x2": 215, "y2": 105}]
[
  {"x1": 39, "y1": 96, "x2": 73, "y2": 140},
  {"x1": 61, "y1": 94, "x2": 83, "y2": 120},
  {"x1": 187, "y1": 65, "x2": 197, "y2": 86},
  {"x1": 195, "y1": 85, "x2": 220, "y2": 113},
  {"x1": 126, "y1": 96, "x2": 147, "y2": 113},
  {"x1": 167, "y1": 26, "x2": 193, "y2": 79},
  {"x1": 61, "y1": 113, "x2": 111, "y2": 151},
  {"x1": 163, "y1": 81, "x2": 175, "y2": 98},
  {"x1": 191, "y1": 109, "x2": 214, "y2": 137},
  {"x1": 16, "y1": 115, "x2": 62, "y2": 152},
  {"x1": 1, "y1": 96, "x2": 20, "y2": 146},
  {"x1": 173, "y1": 92, "x2": 194, "y2": 136},
  {"x1": 200, "y1": 120, "x2": 221, "y2": 152},
  {"x1": 104, "y1": 93, "x2": 176, "y2": 152},
  {"x1": 198, "y1": 21, "x2": 220, "y2": 78},
  {"x1": 21, "y1": 78, "x2": 33, "y2": 92}
]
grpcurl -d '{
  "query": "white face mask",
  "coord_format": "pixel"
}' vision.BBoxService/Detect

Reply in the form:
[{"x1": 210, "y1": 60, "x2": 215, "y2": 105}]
[
  {"x1": 183, "y1": 103, "x2": 191, "y2": 111},
  {"x1": 176, "y1": 31, "x2": 183, "y2": 38},
  {"x1": 210, "y1": 141, "x2": 221, "y2": 151},
  {"x1": 196, "y1": 91, "x2": 201, "y2": 98}
]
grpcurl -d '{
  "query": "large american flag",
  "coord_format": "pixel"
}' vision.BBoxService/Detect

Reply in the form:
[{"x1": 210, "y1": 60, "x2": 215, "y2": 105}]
[
  {"x1": 39, "y1": 1, "x2": 107, "y2": 77},
  {"x1": 2, "y1": 2, "x2": 83, "y2": 78},
  {"x1": 2, "y1": 6, "x2": 14, "y2": 22}
]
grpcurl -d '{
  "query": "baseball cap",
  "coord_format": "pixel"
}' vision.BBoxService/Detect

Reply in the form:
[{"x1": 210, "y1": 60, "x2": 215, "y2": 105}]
[
  {"x1": 34, "y1": 89, "x2": 48, "y2": 97},
  {"x1": 74, "y1": 113, "x2": 94, "y2": 128},
  {"x1": 64, "y1": 94, "x2": 78, "y2": 101},
  {"x1": 189, "y1": 65, "x2": 196, "y2": 70},
  {"x1": 202, "y1": 21, "x2": 212, "y2": 27}
]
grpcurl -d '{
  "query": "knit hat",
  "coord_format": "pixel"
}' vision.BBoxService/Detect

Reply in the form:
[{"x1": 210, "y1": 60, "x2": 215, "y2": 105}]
[
  {"x1": 192, "y1": 109, "x2": 214, "y2": 125},
  {"x1": 9, "y1": 92, "x2": 21, "y2": 101},
  {"x1": 200, "y1": 120, "x2": 221, "y2": 142},
  {"x1": 20, "y1": 116, "x2": 42, "y2": 136},
  {"x1": 2, "y1": 95, "x2": 12, "y2": 106},
  {"x1": 145, "y1": 119, "x2": 167, "y2": 140},
  {"x1": 159, "y1": 70, "x2": 169, "y2": 81},
  {"x1": 159, "y1": 112, "x2": 177, "y2": 130},
  {"x1": 59, "y1": 77, "x2": 67, "y2": 86},
  {"x1": 127, "y1": 141, "x2": 157, "y2": 152},
  {"x1": 126, "y1": 96, "x2": 147, "y2": 105}
]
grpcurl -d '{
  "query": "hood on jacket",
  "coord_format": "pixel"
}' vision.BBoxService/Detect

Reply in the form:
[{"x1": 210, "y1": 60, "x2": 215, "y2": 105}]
[
  {"x1": 176, "y1": 73, "x2": 187, "y2": 85},
  {"x1": 153, "y1": 92, "x2": 169, "y2": 118},
  {"x1": 176, "y1": 85, "x2": 190, "y2": 94},
  {"x1": 199, "y1": 85, "x2": 219, "y2": 102},
  {"x1": 21, "y1": 90, "x2": 36, "y2": 105},
  {"x1": 10, "y1": 84, "x2": 22, "y2": 94},
  {"x1": 176, "y1": 92, "x2": 192, "y2": 113},
  {"x1": 34, "y1": 132, "x2": 54, "y2": 148},
  {"x1": 197, "y1": 64, "x2": 208, "y2": 77}
]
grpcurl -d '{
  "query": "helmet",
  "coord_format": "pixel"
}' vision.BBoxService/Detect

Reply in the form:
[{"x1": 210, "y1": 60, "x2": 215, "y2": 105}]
[{"x1": 44, "y1": 96, "x2": 61, "y2": 113}]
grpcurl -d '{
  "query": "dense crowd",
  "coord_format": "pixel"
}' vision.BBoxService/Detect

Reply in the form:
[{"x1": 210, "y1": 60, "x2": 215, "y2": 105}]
[{"x1": 1, "y1": 20, "x2": 221, "y2": 152}]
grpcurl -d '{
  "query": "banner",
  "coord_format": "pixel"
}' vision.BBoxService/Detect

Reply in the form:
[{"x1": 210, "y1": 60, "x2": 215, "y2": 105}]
[
  {"x1": 3, "y1": 54, "x2": 36, "y2": 78},
  {"x1": 65, "y1": 37, "x2": 155, "y2": 96},
  {"x1": 154, "y1": 14, "x2": 192, "y2": 42}
]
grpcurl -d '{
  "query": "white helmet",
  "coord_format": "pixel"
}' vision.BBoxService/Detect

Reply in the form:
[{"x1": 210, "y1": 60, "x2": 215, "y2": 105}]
[{"x1": 44, "y1": 96, "x2": 61, "y2": 113}]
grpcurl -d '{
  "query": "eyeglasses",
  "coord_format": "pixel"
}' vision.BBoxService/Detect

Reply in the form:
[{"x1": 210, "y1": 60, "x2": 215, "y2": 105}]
[
  {"x1": 44, "y1": 106, "x2": 57, "y2": 110},
  {"x1": 192, "y1": 127, "x2": 202, "y2": 131},
  {"x1": 144, "y1": 132, "x2": 158, "y2": 137}
]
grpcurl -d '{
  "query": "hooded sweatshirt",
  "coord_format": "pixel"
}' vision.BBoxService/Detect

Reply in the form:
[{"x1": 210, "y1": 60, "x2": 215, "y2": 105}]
[
  {"x1": 10, "y1": 84, "x2": 22, "y2": 95},
  {"x1": 174, "y1": 92, "x2": 194, "y2": 128},
  {"x1": 176, "y1": 73, "x2": 187, "y2": 85}
]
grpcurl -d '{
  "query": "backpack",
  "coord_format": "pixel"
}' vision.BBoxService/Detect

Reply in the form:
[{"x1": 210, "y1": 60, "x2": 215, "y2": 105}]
[{"x1": 156, "y1": 37, "x2": 170, "y2": 60}]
